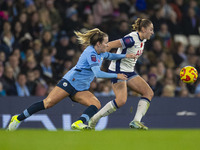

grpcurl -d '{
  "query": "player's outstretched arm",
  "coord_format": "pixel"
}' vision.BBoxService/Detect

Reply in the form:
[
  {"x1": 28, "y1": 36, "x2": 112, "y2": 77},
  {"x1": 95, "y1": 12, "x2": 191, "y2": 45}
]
[
  {"x1": 106, "y1": 36, "x2": 135, "y2": 52},
  {"x1": 91, "y1": 66, "x2": 127, "y2": 80},
  {"x1": 106, "y1": 40, "x2": 122, "y2": 52},
  {"x1": 105, "y1": 52, "x2": 137, "y2": 60}
]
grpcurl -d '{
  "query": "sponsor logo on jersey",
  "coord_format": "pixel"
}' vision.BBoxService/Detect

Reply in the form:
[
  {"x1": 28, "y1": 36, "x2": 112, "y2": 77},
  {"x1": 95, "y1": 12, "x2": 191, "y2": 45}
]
[{"x1": 91, "y1": 55, "x2": 96, "y2": 62}]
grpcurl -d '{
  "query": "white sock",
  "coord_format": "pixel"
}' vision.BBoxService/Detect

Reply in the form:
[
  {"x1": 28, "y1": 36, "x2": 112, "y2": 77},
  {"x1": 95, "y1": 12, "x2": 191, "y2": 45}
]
[
  {"x1": 133, "y1": 99, "x2": 150, "y2": 122},
  {"x1": 91, "y1": 101, "x2": 117, "y2": 122}
]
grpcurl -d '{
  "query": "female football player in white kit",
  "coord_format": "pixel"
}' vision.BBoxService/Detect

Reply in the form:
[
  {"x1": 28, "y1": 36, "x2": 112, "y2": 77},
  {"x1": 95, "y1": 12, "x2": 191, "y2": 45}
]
[{"x1": 89, "y1": 18, "x2": 154, "y2": 130}]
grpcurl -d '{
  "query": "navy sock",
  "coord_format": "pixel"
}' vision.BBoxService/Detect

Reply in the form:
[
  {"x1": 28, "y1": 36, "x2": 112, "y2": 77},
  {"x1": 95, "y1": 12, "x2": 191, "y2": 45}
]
[
  {"x1": 17, "y1": 101, "x2": 45, "y2": 121},
  {"x1": 78, "y1": 105, "x2": 98, "y2": 123}
]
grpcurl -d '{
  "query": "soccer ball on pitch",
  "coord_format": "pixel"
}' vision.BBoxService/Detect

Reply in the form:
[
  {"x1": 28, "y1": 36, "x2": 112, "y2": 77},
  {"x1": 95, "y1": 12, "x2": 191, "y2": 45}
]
[{"x1": 180, "y1": 66, "x2": 198, "y2": 83}]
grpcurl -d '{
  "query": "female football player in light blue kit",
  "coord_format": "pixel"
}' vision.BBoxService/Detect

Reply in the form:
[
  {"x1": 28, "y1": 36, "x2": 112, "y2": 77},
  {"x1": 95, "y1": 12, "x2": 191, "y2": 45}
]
[
  {"x1": 8, "y1": 28, "x2": 136, "y2": 131},
  {"x1": 89, "y1": 18, "x2": 154, "y2": 130}
]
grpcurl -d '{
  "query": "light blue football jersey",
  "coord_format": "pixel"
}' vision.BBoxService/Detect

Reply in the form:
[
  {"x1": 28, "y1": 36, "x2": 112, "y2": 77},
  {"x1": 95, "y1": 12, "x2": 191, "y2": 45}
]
[{"x1": 63, "y1": 46, "x2": 110, "y2": 91}]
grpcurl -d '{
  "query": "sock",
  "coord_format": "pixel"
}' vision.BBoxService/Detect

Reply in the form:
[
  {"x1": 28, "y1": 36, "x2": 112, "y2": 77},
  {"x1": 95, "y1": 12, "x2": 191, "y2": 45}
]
[
  {"x1": 17, "y1": 101, "x2": 45, "y2": 121},
  {"x1": 133, "y1": 97, "x2": 150, "y2": 122},
  {"x1": 90, "y1": 100, "x2": 118, "y2": 123},
  {"x1": 78, "y1": 105, "x2": 98, "y2": 123}
]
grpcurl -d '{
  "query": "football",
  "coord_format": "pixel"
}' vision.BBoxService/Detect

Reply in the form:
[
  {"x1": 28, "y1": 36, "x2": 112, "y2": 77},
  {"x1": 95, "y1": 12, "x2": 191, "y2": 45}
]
[{"x1": 180, "y1": 66, "x2": 198, "y2": 83}]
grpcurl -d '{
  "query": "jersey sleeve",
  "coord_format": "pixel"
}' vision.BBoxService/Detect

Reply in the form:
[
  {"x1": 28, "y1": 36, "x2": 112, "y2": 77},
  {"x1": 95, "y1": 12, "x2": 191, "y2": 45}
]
[
  {"x1": 103, "y1": 52, "x2": 126, "y2": 60},
  {"x1": 120, "y1": 36, "x2": 135, "y2": 49},
  {"x1": 86, "y1": 52, "x2": 99, "y2": 67}
]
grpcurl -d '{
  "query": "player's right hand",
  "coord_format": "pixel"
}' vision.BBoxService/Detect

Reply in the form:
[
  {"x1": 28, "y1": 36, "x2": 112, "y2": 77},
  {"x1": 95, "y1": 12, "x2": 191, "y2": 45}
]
[
  {"x1": 126, "y1": 53, "x2": 138, "y2": 60},
  {"x1": 117, "y1": 73, "x2": 128, "y2": 80}
]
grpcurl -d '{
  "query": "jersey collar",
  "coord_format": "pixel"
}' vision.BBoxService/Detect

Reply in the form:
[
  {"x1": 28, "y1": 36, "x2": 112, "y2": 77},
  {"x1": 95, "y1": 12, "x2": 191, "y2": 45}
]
[{"x1": 137, "y1": 32, "x2": 143, "y2": 42}]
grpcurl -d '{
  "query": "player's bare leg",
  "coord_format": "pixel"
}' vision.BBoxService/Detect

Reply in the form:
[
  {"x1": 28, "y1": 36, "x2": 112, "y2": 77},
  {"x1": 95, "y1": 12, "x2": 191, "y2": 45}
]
[
  {"x1": 127, "y1": 76, "x2": 154, "y2": 130},
  {"x1": 8, "y1": 86, "x2": 69, "y2": 131}
]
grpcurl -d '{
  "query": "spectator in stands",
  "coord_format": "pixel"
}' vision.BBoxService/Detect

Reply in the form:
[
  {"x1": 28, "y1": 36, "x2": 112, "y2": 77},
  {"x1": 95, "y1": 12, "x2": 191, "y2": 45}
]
[
  {"x1": 167, "y1": 10, "x2": 182, "y2": 35},
  {"x1": 0, "y1": 51, "x2": 6, "y2": 64},
  {"x1": 32, "y1": 39, "x2": 42, "y2": 62},
  {"x1": 5, "y1": 55, "x2": 20, "y2": 79},
  {"x1": 17, "y1": 12, "x2": 29, "y2": 33},
  {"x1": 170, "y1": 0, "x2": 184, "y2": 23},
  {"x1": 82, "y1": 14, "x2": 95, "y2": 31},
  {"x1": 39, "y1": 8, "x2": 52, "y2": 30},
  {"x1": 39, "y1": 54, "x2": 56, "y2": 83},
  {"x1": 55, "y1": 31, "x2": 70, "y2": 62},
  {"x1": 147, "y1": 39, "x2": 163, "y2": 65},
  {"x1": 26, "y1": 70, "x2": 37, "y2": 96},
  {"x1": 109, "y1": 20, "x2": 130, "y2": 41},
  {"x1": 15, "y1": 73, "x2": 30, "y2": 96},
  {"x1": 93, "y1": 0, "x2": 113, "y2": 25},
  {"x1": 41, "y1": 30, "x2": 53, "y2": 48},
  {"x1": 0, "y1": 0, "x2": 17, "y2": 22},
  {"x1": 13, "y1": 21, "x2": 24, "y2": 43},
  {"x1": 161, "y1": 84, "x2": 175, "y2": 97},
  {"x1": 179, "y1": 88, "x2": 189, "y2": 97},
  {"x1": 150, "y1": 7, "x2": 165, "y2": 32},
  {"x1": 172, "y1": 42, "x2": 187, "y2": 67},
  {"x1": 182, "y1": 7, "x2": 200, "y2": 36},
  {"x1": 63, "y1": 5, "x2": 80, "y2": 32},
  {"x1": 156, "y1": 23, "x2": 172, "y2": 49},
  {"x1": 156, "y1": 61, "x2": 166, "y2": 82},
  {"x1": 46, "y1": 0, "x2": 62, "y2": 29},
  {"x1": 1, "y1": 65, "x2": 16, "y2": 95},
  {"x1": 28, "y1": 12, "x2": 42, "y2": 39},
  {"x1": 23, "y1": 56, "x2": 38, "y2": 73},
  {"x1": 148, "y1": 73, "x2": 163, "y2": 96}
]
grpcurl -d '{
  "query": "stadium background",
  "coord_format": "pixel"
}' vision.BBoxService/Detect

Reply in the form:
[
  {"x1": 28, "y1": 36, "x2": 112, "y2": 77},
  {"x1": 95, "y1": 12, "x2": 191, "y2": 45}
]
[{"x1": 0, "y1": 0, "x2": 200, "y2": 98}]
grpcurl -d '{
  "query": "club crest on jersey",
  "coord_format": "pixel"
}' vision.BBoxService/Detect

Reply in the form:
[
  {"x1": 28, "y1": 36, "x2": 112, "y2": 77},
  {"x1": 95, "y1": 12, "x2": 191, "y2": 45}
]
[
  {"x1": 91, "y1": 55, "x2": 96, "y2": 62},
  {"x1": 125, "y1": 38, "x2": 131, "y2": 44},
  {"x1": 63, "y1": 82, "x2": 68, "y2": 87}
]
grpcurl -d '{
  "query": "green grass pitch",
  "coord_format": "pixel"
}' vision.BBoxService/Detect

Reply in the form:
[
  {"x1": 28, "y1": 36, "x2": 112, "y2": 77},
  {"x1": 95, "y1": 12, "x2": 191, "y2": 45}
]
[{"x1": 0, "y1": 129, "x2": 200, "y2": 150}]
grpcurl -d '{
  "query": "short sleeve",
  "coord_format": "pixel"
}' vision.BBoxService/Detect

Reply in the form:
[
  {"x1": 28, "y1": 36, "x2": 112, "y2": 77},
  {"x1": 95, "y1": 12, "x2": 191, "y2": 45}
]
[
  {"x1": 86, "y1": 52, "x2": 99, "y2": 67},
  {"x1": 120, "y1": 36, "x2": 135, "y2": 49}
]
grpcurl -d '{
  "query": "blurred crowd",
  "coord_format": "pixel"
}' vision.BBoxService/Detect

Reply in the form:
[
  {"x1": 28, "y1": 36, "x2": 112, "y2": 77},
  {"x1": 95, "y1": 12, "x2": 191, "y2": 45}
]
[{"x1": 0, "y1": 0, "x2": 200, "y2": 97}]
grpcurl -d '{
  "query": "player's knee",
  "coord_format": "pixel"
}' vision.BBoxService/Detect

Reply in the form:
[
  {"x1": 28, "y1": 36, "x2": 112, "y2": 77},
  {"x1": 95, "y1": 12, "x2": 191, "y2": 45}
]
[
  {"x1": 43, "y1": 98, "x2": 55, "y2": 109},
  {"x1": 148, "y1": 89, "x2": 154, "y2": 100},
  {"x1": 115, "y1": 98, "x2": 127, "y2": 107}
]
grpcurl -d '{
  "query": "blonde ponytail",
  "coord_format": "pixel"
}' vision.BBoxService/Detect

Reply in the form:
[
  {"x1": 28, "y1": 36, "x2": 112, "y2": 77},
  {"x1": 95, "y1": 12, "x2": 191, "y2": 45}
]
[{"x1": 74, "y1": 28, "x2": 107, "y2": 47}]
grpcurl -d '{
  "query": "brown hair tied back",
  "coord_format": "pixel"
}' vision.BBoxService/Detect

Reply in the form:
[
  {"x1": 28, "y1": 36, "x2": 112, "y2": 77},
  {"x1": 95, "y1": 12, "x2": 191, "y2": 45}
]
[{"x1": 132, "y1": 18, "x2": 152, "y2": 32}]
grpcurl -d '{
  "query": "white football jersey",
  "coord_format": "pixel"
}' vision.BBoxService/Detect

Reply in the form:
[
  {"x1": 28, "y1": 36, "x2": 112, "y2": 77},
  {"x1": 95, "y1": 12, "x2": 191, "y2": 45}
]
[{"x1": 109, "y1": 31, "x2": 146, "y2": 72}]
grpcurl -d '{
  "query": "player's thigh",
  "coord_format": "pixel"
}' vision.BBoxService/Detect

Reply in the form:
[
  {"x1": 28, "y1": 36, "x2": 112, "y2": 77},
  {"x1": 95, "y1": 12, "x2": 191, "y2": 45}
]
[
  {"x1": 127, "y1": 76, "x2": 154, "y2": 100},
  {"x1": 72, "y1": 91, "x2": 101, "y2": 109},
  {"x1": 44, "y1": 86, "x2": 70, "y2": 108},
  {"x1": 112, "y1": 81, "x2": 127, "y2": 106}
]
